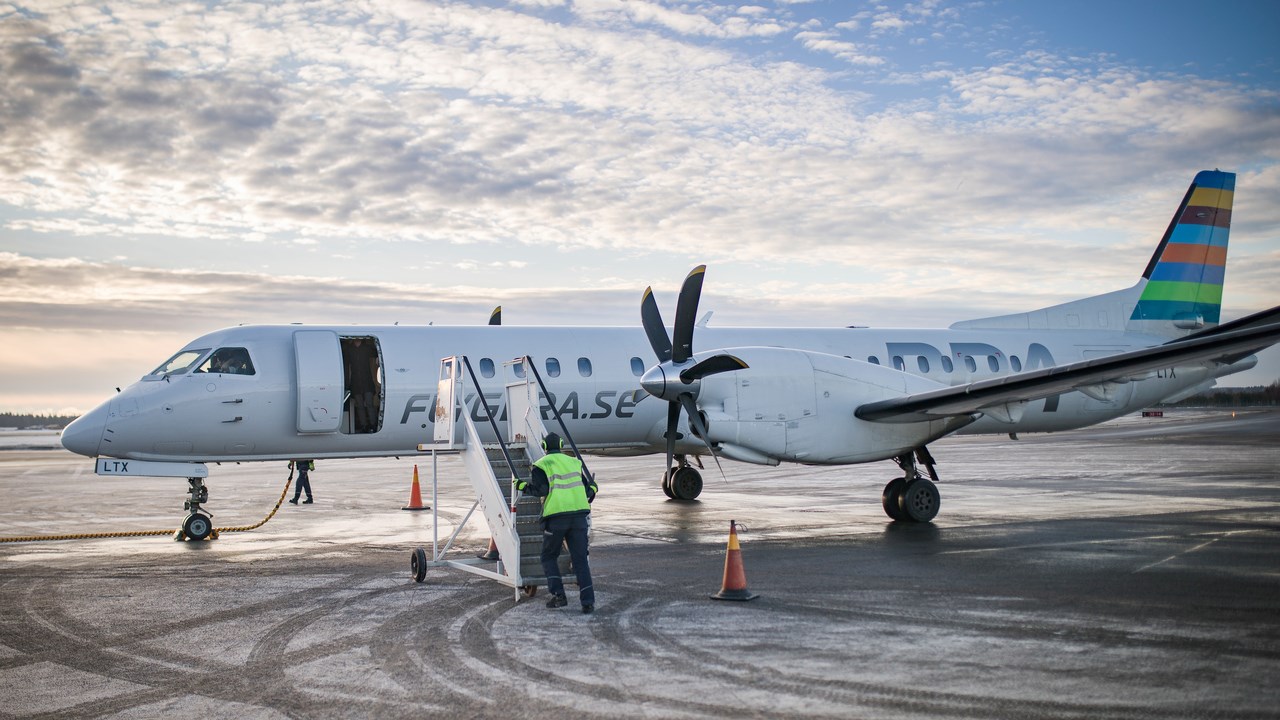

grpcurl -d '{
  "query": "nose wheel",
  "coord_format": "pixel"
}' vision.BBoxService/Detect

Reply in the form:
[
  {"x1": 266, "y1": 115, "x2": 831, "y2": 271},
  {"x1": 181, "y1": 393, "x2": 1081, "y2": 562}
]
[{"x1": 175, "y1": 477, "x2": 216, "y2": 541}]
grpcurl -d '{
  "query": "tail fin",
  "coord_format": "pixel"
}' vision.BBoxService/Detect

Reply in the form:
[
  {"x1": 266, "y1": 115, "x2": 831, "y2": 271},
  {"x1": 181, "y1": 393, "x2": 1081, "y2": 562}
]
[{"x1": 1127, "y1": 170, "x2": 1233, "y2": 336}]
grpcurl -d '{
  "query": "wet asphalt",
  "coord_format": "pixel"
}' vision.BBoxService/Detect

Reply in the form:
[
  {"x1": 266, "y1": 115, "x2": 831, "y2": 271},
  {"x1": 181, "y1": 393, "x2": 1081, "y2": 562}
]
[{"x1": 0, "y1": 409, "x2": 1277, "y2": 719}]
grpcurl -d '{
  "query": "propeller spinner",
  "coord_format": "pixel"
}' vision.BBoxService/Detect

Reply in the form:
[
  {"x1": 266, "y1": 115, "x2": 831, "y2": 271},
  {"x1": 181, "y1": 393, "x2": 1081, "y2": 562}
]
[{"x1": 639, "y1": 265, "x2": 748, "y2": 476}]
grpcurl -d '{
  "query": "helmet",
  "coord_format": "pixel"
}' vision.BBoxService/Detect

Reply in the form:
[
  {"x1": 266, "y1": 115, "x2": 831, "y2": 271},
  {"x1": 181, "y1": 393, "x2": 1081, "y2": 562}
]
[{"x1": 541, "y1": 432, "x2": 563, "y2": 452}]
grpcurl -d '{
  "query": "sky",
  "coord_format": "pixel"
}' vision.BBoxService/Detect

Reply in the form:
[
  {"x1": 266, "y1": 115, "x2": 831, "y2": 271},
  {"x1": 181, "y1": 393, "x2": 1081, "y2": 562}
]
[{"x1": 1, "y1": 0, "x2": 1278, "y2": 415}]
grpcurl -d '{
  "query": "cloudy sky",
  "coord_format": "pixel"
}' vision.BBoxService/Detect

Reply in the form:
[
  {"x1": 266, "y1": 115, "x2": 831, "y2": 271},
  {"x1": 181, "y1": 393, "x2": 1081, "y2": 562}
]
[{"x1": 2, "y1": 0, "x2": 1278, "y2": 414}]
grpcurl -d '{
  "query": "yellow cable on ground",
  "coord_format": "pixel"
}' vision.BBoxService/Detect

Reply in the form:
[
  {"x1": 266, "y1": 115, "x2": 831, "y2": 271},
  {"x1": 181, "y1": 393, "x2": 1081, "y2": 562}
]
[
  {"x1": 214, "y1": 474, "x2": 293, "y2": 534},
  {"x1": 0, "y1": 473, "x2": 294, "y2": 543}
]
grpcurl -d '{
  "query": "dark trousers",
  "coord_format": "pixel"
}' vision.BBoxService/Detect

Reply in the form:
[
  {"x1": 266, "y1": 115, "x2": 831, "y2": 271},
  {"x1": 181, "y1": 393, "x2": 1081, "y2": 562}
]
[
  {"x1": 293, "y1": 470, "x2": 312, "y2": 501},
  {"x1": 541, "y1": 514, "x2": 593, "y2": 607}
]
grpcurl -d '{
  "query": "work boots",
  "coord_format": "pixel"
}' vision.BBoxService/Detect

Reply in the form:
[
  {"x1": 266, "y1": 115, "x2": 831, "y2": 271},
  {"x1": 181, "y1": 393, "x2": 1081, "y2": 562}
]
[{"x1": 545, "y1": 594, "x2": 568, "y2": 609}]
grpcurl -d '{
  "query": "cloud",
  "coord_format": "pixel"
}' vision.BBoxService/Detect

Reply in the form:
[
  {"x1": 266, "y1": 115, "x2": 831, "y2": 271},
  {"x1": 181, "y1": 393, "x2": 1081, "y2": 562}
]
[
  {"x1": 794, "y1": 30, "x2": 885, "y2": 66},
  {"x1": 0, "y1": 1, "x2": 1278, "y2": 410},
  {"x1": 571, "y1": 0, "x2": 790, "y2": 38}
]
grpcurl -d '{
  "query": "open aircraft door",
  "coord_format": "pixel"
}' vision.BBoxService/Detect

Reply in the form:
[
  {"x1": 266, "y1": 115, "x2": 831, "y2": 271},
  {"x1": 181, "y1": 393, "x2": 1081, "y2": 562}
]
[{"x1": 294, "y1": 330, "x2": 344, "y2": 433}]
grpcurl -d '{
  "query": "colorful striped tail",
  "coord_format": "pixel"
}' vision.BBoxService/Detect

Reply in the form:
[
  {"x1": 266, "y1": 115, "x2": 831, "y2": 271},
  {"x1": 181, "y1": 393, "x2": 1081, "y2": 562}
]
[{"x1": 1128, "y1": 170, "x2": 1233, "y2": 335}]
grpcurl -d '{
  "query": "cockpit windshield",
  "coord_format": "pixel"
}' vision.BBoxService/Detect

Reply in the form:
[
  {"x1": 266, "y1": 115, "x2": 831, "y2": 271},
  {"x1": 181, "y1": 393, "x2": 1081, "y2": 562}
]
[
  {"x1": 194, "y1": 347, "x2": 256, "y2": 375},
  {"x1": 149, "y1": 349, "x2": 210, "y2": 377}
]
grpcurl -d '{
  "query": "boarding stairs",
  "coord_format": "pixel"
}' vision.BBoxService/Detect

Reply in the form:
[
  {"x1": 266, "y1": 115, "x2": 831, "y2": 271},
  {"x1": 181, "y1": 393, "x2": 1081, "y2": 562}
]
[{"x1": 419, "y1": 355, "x2": 591, "y2": 600}]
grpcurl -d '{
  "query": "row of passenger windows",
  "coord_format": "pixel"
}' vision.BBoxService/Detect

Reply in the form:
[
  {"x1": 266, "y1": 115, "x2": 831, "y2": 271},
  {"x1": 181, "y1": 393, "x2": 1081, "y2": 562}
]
[
  {"x1": 475, "y1": 356, "x2": 651, "y2": 379},
  {"x1": 865, "y1": 354, "x2": 1023, "y2": 374},
  {"x1": 476, "y1": 353, "x2": 1021, "y2": 380}
]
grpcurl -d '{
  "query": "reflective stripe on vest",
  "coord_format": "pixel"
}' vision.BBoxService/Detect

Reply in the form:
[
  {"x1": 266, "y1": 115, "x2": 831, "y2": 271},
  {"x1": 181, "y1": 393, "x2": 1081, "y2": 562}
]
[{"x1": 534, "y1": 453, "x2": 590, "y2": 518}]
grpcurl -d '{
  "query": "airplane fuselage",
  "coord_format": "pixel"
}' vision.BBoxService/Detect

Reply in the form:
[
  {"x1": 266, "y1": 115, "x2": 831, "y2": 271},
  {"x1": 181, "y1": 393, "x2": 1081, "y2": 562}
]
[{"x1": 62, "y1": 323, "x2": 1230, "y2": 464}]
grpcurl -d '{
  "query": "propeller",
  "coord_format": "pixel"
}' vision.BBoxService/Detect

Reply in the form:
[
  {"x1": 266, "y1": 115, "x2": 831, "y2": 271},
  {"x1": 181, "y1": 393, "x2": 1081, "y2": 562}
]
[{"x1": 639, "y1": 265, "x2": 748, "y2": 477}]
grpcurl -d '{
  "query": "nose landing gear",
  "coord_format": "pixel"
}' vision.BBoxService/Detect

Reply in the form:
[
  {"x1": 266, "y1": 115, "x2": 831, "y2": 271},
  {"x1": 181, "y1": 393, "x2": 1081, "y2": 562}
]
[{"x1": 176, "y1": 477, "x2": 216, "y2": 541}]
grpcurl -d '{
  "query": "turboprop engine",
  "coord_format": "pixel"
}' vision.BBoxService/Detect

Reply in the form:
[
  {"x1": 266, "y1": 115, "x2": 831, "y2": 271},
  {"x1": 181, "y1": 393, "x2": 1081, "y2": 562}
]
[
  {"x1": 691, "y1": 347, "x2": 975, "y2": 465},
  {"x1": 637, "y1": 266, "x2": 973, "y2": 473}
]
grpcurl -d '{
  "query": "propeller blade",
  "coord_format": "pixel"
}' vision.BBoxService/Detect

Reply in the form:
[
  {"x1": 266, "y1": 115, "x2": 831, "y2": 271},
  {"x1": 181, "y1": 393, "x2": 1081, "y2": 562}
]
[
  {"x1": 664, "y1": 401, "x2": 680, "y2": 474},
  {"x1": 488, "y1": 306, "x2": 501, "y2": 326},
  {"x1": 671, "y1": 265, "x2": 705, "y2": 364},
  {"x1": 678, "y1": 392, "x2": 728, "y2": 483},
  {"x1": 641, "y1": 287, "x2": 673, "y2": 363},
  {"x1": 679, "y1": 353, "x2": 748, "y2": 384}
]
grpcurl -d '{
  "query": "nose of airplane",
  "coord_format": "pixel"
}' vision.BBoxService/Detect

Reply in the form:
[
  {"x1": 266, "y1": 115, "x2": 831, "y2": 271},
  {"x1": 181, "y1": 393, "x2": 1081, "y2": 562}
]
[{"x1": 61, "y1": 403, "x2": 107, "y2": 457}]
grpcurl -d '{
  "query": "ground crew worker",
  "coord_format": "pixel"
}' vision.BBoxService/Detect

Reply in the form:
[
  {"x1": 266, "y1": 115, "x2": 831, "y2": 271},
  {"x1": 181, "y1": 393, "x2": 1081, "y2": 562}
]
[
  {"x1": 517, "y1": 432, "x2": 597, "y2": 614},
  {"x1": 289, "y1": 459, "x2": 314, "y2": 504}
]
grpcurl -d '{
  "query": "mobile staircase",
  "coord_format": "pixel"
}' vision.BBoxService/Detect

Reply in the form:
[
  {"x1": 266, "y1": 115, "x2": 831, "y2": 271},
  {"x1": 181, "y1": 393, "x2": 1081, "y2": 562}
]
[{"x1": 412, "y1": 355, "x2": 593, "y2": 601}]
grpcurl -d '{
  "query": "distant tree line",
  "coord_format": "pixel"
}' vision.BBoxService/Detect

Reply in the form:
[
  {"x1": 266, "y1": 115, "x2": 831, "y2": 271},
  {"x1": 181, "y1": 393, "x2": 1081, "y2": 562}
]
[
  {"x1": 0, "y1": 413, "x2": 79, "y2": 429},
  {"x1": 1158, "y1": 381, "x2": 1280, "y2": 408}
]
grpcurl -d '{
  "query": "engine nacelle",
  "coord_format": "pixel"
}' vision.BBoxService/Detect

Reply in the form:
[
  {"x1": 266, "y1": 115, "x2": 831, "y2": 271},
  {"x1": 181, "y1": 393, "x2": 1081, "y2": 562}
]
[{"x1": 695, "y1": 347, "x2": 971, "y2": 465}]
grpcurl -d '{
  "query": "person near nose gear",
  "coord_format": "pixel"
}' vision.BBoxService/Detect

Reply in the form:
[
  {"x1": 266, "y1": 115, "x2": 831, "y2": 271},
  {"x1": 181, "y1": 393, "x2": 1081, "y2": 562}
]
[
  {"x1": 517, "y1": 433, "x2": 597, "y2": 614},
  {"x1": 289, "y1": 459, "x2": 314, "y2": 504}
]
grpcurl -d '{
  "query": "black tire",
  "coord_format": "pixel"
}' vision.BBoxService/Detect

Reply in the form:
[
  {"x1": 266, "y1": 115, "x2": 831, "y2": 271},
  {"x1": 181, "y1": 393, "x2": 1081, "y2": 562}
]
[
  {"x1": 411, "y1": 547, "x2": 428, "y2": 583},
  {"x1": 898, "y1": 479, "x2": 940, "y2": 523},
  {"x1": 182, "y1": 513, "x2": 212, "y2": 541},
  {"x1": 521, "y1": 585, "x2": 538, "y2": 598},
  {"x1": 661, "y1": 468, "x2": 676, "y2": 499},
  {"x1": 670, "y1": 467, "x2": 703, "y2": 500},
  {"x1": 881, "y1": 478, "x2": 907, "y2": 521}
]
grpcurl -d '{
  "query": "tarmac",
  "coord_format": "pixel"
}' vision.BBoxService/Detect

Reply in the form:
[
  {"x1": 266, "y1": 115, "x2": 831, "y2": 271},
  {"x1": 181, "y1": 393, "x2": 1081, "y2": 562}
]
[{"x1": 0, "y1": 409, "x2": 1278, "y2": 719}]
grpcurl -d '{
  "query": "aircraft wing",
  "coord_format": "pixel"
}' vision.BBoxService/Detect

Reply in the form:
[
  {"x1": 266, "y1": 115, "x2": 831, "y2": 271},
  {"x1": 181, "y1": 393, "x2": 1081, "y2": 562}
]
[{"x1": 855, "y1": 312, "x2": 1280, "y2": 424}]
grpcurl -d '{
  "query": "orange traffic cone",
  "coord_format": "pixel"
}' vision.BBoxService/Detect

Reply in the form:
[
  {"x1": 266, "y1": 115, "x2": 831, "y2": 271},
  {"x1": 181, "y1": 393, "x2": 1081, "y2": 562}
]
[
  {"x1": 710, "y1": 520, "x2": 758, "y2": 601},
  {"x1": 402, "y1": 465, "x2": 429, "y2": 511}
]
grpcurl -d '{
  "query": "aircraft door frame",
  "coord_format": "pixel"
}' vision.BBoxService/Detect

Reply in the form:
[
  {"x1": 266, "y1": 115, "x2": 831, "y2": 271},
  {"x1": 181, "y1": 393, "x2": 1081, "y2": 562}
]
[{"x1": 294, "y1": 330, "x2": 344, "y2": 433}]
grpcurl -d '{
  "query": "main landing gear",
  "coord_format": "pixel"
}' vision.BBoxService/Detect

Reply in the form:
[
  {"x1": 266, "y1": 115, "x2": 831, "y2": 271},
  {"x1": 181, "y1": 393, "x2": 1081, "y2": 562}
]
[
  {"x1": 176, "y1": 477, "x2": 216, "y2": 541},
  {"x1": 882, "y1": 447, "x2": 941, "y2": 523},
  {"x1": 662, "y1": 454, "x2": 704, "y2": 501}
]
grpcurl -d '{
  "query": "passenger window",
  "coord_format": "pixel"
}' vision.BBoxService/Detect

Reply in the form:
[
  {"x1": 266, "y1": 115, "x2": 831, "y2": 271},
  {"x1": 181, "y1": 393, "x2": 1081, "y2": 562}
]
[
  {"x1": 196, "y1": 347, "x2": 255, "y2": 375},
  {"x1": 1011, "y1": 356, "x2": 1022, "y2": 372},
  {"x1": 578, "y1": 357, "x2": 592, "y2": 377},
  {"x1": 988, "y1": 356, "x2": 1000, "y2": 372},
  {"x1": 546, "y1": 358, "x2": 561, "y2": 378},
  {"x1": 892, "y1": 356, "x2": 905, "y2": 371},
  {"x1": 513, "y1": 361, "x2": 526, "y2": 379},
  {"x1": 917, "y1": 357, "x2": 930, "y2": 373},
  {"x1": 964, "y1": 356, "x2": 977, "y2": 373},
  {"x1": 867, "y1": 356, "x2": 880, "y2": 365},
  {"x1": 941, "y1": 356, "x2": 953, "y2": 373},
  {"x1": 479, "y1": 358, "x2": 495, "y2": 378},
  {"x1": 630, "y1": 357, "x2": 645, "y2": 376}
]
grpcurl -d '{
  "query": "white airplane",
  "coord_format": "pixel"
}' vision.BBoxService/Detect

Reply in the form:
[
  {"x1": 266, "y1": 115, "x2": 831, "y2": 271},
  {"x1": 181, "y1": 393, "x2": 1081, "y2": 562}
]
[{"x1": 62, "y1": 170, "x2": 1279, "y2": 539}]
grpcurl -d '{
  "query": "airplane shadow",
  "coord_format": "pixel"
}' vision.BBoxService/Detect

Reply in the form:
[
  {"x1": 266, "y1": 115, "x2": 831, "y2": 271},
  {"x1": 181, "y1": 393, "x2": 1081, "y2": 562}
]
[{"x1": 882, "y1": 521, "x2": 942, "y2": 543}]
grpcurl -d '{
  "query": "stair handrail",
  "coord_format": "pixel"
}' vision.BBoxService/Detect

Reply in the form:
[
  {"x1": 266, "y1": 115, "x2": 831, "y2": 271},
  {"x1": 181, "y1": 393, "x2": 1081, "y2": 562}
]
[
  {"x1": 456, "y1": 356, "x2": 522, "y2": 490},
  {"x1": 516, "y1": 356, "x2": 594, "y2": 483}
]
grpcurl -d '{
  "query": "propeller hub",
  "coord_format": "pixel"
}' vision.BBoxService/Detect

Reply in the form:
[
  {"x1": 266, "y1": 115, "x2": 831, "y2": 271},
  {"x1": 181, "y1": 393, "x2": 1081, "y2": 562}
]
[{"x1": 641, "y1": 363, "x2": 699, "y2": 402}]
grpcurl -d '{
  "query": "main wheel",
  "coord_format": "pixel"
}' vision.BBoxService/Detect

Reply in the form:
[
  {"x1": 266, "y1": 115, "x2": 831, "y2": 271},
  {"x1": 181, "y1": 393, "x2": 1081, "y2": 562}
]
[
  {"x1": 661, "y1": 468, "x2": 676, "y2": 499},
  {"x1": 898, "y1": 479, "x2": 940, "y2": 523},
  {"x1": 182, "y1": 513, "x2": 212, "y2": 541},
  {"x1": 881, "y1": 478, "x2": 907, "y2": 521},
  {"x1": 670, "y1": 467, "x2": 703, "y2": 500},
  {"x1": 411, "y1": 547, "x2": 428, "y2": 583}
]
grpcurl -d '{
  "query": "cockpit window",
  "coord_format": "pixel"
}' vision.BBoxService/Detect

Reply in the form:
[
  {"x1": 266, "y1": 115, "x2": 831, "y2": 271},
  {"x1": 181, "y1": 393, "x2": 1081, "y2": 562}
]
[
  {"x1": 150, "y1": 349, "x2": 210, "y2": 377},
  {"x1": 194, "y1": 347, "x2": 256, "y2": 375}
]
